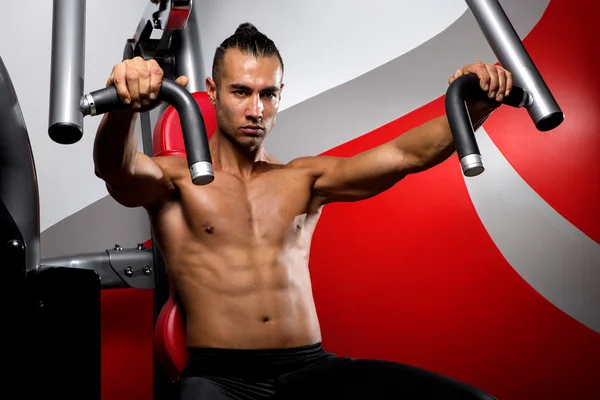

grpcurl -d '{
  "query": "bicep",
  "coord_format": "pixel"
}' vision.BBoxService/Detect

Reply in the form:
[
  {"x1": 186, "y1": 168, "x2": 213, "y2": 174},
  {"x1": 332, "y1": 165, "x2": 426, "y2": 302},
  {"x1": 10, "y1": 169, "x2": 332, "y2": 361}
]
[
  {"x1": 106, "y1": 152, "x2": 174, "y2": 208},
  {"x1": 296, "y1": 142, "x2": 414, "y2": 204}
]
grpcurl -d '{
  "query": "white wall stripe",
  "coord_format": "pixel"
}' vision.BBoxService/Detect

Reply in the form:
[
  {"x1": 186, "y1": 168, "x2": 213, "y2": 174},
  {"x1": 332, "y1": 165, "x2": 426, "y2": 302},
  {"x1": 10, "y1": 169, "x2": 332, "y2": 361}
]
[{"x1": 464, "y1": 127, "x2": 600, "y2": 333}]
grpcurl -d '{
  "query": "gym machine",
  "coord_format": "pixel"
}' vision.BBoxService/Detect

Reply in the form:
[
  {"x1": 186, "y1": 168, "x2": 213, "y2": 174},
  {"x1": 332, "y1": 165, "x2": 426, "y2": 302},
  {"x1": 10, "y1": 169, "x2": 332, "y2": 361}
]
[
  {"x1": 0, "y1": 0, "x2": 209, "y2": 399},
  {"x1": 1, "y1": 0, "x2": 563, "y2": 399}
]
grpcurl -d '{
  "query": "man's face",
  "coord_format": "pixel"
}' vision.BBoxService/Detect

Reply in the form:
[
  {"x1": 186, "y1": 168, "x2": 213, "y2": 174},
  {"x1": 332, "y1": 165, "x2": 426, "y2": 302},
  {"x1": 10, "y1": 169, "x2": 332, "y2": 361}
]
[{"x1": 207, "y1": 48, "x2": 284, "y2": 149}]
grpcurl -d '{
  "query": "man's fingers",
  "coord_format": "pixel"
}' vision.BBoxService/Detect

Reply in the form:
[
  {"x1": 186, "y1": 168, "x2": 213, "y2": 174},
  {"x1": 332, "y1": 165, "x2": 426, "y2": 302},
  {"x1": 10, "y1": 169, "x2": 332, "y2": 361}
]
[
  {"x1": 448, "y1": 68, "x2": 463, "y2": 85},
  {"x1": 125, "y1": 62, "x2": 141, "y2": 108},
  {"x1": 450, "y1": 62, "x2": 514, "y2": 102},
  {"x1": 465, "y1": 62, "x2": 490, "y2": 92},
  {"x1": 136, "y1": 59, "x2": 152, "y2": 106},
  {"x1": 496, "y1": 67, "x2": 506, "y2": 102},
  {"x1": 148, "y1": 60, "x2": 163, "y2": 101},
  {"x1": 484, "y1": 63, "x2": 499, "y2": 99},
  {"x1": 504, "y1": 69, "x2": 513, "y2": 97},
  {"x1": 106, "y1": 72, "x2": 114, "y2": 89},
  {"x1": 175, "y1": 75, "x2": 189, "y2": 87},
  {"x1": 106, "y1": 57, "x2": 169, "y2": 109},
  {"x1": 111, "y1": 63, "x2": 131, "y2": 105}
]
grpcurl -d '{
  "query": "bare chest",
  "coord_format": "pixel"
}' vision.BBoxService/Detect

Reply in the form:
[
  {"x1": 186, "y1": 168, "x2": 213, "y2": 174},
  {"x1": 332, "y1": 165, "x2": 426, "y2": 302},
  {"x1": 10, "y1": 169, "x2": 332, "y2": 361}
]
[{"x1": 167, "y1": 168, "x2": 322, "y2": 245}]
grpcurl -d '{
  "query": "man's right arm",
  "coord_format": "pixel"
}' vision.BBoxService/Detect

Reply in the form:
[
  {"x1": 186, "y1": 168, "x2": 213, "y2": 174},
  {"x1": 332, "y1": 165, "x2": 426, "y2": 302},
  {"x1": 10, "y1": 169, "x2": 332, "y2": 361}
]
[
  {"x1": 93, "y1": 57, "x2": 187, "y2": 208},
  {"x1": 93, "y1": 108, "x2": 173, "y2": 209}
]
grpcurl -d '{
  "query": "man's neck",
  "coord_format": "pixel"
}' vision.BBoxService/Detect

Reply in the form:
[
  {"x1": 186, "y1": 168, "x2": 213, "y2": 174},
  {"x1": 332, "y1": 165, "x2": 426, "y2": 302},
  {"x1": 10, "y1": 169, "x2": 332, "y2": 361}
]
[{"x1": 209, "y1": 130, "x2": 269, "y2": 179}]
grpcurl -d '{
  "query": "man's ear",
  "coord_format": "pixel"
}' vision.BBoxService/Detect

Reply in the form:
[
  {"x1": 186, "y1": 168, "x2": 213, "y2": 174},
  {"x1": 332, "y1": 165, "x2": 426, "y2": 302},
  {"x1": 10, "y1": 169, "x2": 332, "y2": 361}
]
[
  {"x1": 206, "y1": 77, "x2": 217, "y2": 105},
  {"x1": 279, "y1": 83, "x2": 285, "y2": 100}
]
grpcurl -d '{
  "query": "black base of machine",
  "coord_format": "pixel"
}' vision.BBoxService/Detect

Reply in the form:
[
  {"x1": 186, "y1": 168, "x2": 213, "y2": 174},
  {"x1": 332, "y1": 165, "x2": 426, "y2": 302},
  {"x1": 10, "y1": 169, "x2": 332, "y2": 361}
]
[{"x1": 28, "y1": 267, "x2": 102, "y2": 400}]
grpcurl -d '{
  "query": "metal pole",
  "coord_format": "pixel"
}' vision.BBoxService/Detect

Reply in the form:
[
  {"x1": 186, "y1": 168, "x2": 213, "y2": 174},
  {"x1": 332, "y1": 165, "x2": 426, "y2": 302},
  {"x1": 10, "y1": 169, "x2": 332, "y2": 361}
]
[
  {"x1": 48, "y1": 0, "x2": 86, "y2": 144},
  {"x1": 465, "y1": 0, "x2": 564, "y2": 131},
  {"x1": 173, "y1": 0, "x2": 206, "y2": 92}
]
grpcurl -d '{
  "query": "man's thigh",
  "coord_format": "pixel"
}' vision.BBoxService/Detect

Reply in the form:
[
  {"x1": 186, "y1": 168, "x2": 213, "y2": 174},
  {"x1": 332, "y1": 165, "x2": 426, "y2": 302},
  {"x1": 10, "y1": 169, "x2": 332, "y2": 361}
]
[
  {"x1": 180, "y1": 375, "x2": 279, "y2": 400},
  {"x1": 276, "y1": 357, "x2": 496, "y2": 400},
  {"x1": 179, "y1": 377, "x2": 233, "y2": 400}
]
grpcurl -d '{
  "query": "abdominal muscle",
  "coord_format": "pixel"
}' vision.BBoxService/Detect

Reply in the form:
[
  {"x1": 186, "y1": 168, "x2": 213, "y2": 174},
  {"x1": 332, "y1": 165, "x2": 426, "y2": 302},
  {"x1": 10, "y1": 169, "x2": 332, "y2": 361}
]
[
  {"x1": 149, "y1": 160, "x2": 325, "y2": 350},
  {"x1": 160, "y1": 234, "x2": 323, "y2": 350}
]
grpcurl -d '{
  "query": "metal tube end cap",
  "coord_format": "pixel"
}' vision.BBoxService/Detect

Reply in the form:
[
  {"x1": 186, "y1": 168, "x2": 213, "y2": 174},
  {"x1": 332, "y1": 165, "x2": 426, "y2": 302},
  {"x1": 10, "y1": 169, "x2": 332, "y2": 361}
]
[
  {"x1": 460, "y1": 154, "x2": 484, "y2": 177},
  {"x1": 190, "y1": 161, "x2": 215, "y2": 185}
]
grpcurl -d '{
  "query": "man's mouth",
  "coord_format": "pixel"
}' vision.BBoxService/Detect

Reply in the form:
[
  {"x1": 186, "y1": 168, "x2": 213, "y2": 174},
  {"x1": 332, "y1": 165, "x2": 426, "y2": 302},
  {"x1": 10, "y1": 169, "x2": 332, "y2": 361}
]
[{"x1": 241, "y1": 125, "x2": 264, "y2": 135}]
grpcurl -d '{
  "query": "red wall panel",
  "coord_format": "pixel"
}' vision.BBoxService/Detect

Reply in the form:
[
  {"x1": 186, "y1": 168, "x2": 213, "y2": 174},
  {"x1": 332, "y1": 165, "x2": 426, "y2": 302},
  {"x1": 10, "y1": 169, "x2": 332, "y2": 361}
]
[{"x1": 311, "y1": 0, "x2": 600, "y2": 398}]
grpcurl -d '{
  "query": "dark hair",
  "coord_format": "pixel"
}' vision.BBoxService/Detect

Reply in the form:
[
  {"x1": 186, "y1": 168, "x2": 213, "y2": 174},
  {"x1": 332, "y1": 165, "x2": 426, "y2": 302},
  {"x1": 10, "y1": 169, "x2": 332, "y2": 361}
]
[{"x1": 212, "y1": 23, "x2": 284, "y2": 87}]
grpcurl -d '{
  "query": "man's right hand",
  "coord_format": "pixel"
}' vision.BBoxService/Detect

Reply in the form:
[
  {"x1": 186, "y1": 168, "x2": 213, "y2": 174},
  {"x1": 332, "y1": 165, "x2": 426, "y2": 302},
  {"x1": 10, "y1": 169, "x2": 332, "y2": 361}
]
[{"x1": 106, "y1": 56, "x2": 189, "y2": 112}]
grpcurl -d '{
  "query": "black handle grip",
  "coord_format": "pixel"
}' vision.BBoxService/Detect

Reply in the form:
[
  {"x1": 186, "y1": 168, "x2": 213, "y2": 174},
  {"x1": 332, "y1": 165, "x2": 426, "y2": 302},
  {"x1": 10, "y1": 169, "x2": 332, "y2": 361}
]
[
  {"x1": 83, "y1": 80, "x2": 214, "y2": 185},
  {"x1": 445, "y1": 73, "x2": 528, "y2": 176}
]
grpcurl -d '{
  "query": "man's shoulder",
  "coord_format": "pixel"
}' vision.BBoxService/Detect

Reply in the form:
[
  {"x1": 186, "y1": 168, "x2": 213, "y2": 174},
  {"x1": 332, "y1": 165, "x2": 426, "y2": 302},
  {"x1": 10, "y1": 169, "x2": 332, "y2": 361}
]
[
  {"x1": 152, "y1": 154, "x2": 187, "y2": 165},
  {"x1": 285, "y1": 155, "x2": 339, "y2": 172},
  {"x1": 151, "y1": 155, "x2": 189, "y2": 180},
  {"x1": 285, "y1": 156, "x2": 319, "y2": 169}
]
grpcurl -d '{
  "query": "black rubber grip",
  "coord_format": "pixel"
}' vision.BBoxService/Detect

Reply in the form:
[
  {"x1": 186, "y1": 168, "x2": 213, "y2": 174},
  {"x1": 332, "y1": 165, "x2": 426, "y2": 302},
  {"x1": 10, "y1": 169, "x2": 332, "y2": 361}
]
[
  {"x1": 85, "y1": 80, "x2": 212, "y2": 176},
  {"x1": 88, "y1": 86, "x2": 128, "y2": 115},
  {"x1": 501, "y1": 85, "x2": 527, "y2": 108},
  {"x1": 445, "y1": 74, "x2": 482, "y2": 160},
  {"x1": 445, "y1": 74, "x2": 527, "y2": 161}
]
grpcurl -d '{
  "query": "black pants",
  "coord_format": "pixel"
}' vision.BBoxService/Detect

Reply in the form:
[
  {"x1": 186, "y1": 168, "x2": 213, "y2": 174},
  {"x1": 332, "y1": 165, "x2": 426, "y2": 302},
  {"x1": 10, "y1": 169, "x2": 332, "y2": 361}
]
[{"x1": 179, "y1": 343, "x2": 496, "y2": 400}]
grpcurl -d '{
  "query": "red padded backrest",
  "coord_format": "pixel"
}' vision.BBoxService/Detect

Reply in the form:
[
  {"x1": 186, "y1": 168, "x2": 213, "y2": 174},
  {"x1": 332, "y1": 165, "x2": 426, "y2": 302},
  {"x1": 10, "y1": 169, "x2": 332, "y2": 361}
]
[
  {"x1": 152, "y1": 92, "x2": 216, "y2": 381},
  {"x1": 153, "y1": 91, "x2": 217, "y2": 157}
]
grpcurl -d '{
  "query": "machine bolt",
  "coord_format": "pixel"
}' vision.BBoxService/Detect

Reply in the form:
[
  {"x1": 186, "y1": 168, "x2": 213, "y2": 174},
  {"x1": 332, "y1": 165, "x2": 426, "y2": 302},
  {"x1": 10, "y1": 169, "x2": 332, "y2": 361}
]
[
  {"x1": 143, "y1": 265, "x2": 152, "y2": 275},
  {"x1": 137, "y1": 243, "x2": 145, "y2": 250},
  {"x1": 125, "y1": 266, "x2": 134, "y2": 277},
  {"x1": 114, "y1": 244, "x2": 123, "y2": 251}
]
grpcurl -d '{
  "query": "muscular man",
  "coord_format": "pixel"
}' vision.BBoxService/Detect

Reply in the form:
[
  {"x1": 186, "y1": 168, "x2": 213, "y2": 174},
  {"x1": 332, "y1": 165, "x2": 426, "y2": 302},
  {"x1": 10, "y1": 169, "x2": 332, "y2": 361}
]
[{"x1": 94, "y1": 23, "x2": 511, "y2": 400}]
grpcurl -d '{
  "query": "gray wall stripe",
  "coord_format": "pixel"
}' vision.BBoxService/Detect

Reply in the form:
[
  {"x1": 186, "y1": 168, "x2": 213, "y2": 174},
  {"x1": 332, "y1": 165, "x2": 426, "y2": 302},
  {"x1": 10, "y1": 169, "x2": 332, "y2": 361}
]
[
  {"x1": 40, "y1": 113, "x2": 153, "y2": 258},
  {"x1": 40, "y1": 195, "x2": 150, "y2": 259},
  {"x1": 464, "y1": 128, "x2": 600, "y2": 333}
]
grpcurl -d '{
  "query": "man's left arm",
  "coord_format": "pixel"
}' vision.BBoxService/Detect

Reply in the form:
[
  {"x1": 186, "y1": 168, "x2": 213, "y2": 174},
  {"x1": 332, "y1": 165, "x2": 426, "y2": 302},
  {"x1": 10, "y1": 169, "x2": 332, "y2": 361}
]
[{"x1": 289, "y1": 62, "x2": 513, "y2": 204}]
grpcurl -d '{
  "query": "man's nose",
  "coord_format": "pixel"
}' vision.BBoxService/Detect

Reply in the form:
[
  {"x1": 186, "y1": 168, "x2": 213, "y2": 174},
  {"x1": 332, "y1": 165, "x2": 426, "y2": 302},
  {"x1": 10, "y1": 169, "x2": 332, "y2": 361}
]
[{"x1": 246, "y1": 95, "x2": 264, "y2": 120}]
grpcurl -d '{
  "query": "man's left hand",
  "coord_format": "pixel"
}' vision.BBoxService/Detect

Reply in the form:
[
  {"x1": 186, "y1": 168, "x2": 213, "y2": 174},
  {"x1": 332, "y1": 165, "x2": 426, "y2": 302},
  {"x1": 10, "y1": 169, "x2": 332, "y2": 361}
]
[{"x1": 448, "y1": 61, "x2": 513, "y2": 103}]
